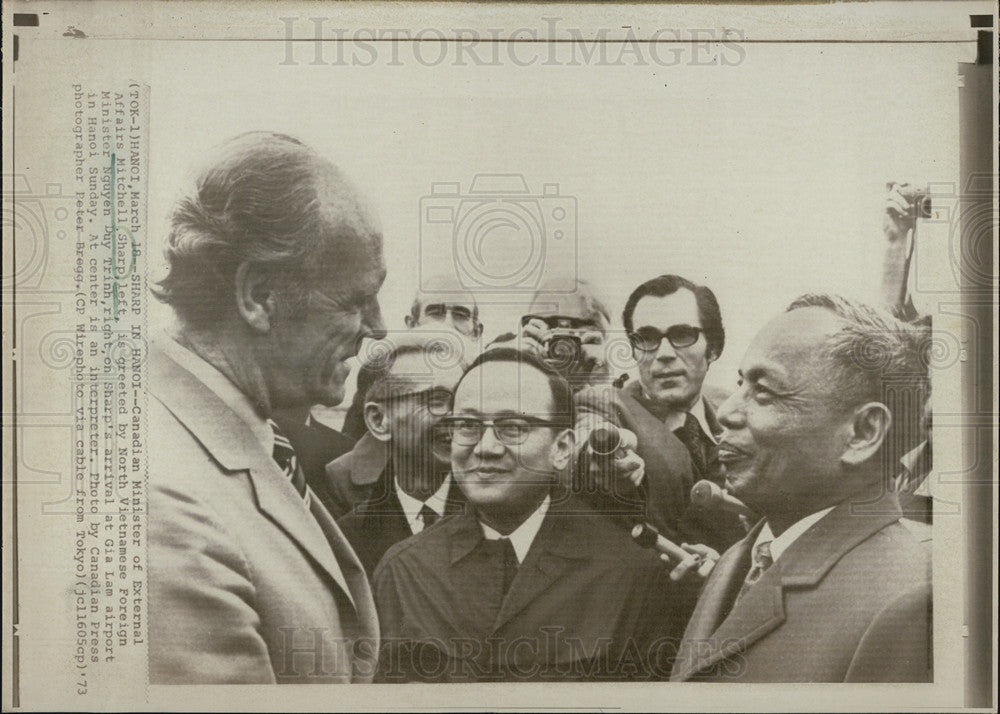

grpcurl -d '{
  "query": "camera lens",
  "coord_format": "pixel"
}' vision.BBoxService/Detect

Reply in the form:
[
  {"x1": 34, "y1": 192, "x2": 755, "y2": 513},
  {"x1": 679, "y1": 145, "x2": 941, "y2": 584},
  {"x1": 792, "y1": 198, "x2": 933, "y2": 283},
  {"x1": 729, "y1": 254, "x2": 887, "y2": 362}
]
[{"x1": 546, "y1": 335, "x2": 582, "y2": 370}]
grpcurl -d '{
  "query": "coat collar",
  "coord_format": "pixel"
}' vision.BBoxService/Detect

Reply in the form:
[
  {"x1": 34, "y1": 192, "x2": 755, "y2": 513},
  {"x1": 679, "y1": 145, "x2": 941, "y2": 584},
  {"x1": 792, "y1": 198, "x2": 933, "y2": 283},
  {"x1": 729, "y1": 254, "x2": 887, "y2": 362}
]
[
  {"x1": 150, "y1": 342, "x2": 359, "y2": 609},
  {"x1": 445, "y1": 493, "x2": 590, "y2": 632},
  {"x1": 347, "y1": 433, "x2": 390, "y2": 487},
  {"x1": 672, "y1": 494, "x2": 903, "y2": 680}
]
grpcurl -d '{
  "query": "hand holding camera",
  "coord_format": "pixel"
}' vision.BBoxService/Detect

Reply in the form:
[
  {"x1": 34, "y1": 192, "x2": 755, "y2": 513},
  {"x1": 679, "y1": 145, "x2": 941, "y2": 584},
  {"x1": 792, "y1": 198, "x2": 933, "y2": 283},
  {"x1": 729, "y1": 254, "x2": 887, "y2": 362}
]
[
  {"x1": 519, "y1": 314, "x2": 607, "y2": 378},
  {"x1": 884, "y1": 182, "x2": 931, "y2": 244}
]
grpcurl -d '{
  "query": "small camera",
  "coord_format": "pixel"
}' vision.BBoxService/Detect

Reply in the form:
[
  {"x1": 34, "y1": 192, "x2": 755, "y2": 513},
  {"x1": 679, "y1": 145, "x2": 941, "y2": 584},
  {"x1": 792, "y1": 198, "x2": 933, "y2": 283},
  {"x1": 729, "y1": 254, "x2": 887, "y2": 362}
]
[
  {"x1": 912, "y1": 190, "x2": 932, "y2": 219},
  {"x1": 521, "y1": 314, "x2": 595, "y2": 372}
]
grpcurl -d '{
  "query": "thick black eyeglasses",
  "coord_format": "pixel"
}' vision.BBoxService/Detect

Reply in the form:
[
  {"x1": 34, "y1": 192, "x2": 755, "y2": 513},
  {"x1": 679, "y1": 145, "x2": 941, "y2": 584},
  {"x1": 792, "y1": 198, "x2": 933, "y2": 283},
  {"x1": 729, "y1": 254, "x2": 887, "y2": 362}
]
[
  {"x1": 439, "y1": 416, "x2": 566, "y2": 446},
  {"x1": 629, "y1": 324, "x2": 704, "y2": 352}
]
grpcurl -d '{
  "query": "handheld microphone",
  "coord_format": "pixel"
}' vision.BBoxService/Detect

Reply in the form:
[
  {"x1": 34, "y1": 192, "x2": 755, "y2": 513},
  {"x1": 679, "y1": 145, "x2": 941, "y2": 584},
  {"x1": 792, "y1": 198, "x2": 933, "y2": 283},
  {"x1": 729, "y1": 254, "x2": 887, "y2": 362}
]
[
  {"x1": 588, "y1": 424, "x2": 621, "y2": 456},
  {"x1": 690, "y1": 479, "x2": 754, "y2": 519},
  {"x1": 630, "y1": 522, "x2": 690, "y2": 562}
]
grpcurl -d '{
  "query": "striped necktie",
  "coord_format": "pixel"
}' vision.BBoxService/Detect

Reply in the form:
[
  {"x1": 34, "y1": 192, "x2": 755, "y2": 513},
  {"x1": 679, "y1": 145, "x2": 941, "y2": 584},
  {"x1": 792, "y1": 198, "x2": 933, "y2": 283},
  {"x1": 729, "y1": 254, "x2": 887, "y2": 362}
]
[
  {"x1": 736, "y1": 540, "x2": 773, "y2": 603},
  {"x1": 268, "y1": 419, "x2": 310, "y2": 506}
]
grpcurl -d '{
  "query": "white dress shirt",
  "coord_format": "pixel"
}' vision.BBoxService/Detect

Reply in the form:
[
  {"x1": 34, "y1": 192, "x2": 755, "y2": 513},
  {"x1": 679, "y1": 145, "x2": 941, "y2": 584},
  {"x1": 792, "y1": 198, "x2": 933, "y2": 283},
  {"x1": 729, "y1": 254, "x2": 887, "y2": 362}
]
[
  {"x1": 395, "y1": 474, "x2": 453, "y2": 535},
  {"x1": 754, "y1": 506, "x2": 836, "y2": 564},
  {"x1": 479, "y1": 494, "x2": 551, "y2": 564},
  {"x1": 688, "y1": 396, "x2": 719, "y2": 445}
]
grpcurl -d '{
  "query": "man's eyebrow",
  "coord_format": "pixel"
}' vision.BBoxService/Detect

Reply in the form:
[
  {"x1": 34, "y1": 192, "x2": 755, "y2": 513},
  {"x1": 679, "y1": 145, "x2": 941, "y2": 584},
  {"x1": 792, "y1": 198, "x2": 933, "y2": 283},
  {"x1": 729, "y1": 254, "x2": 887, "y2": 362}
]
[{"x1": 742, "y1": 364, "x2": 787, "y2": 386}]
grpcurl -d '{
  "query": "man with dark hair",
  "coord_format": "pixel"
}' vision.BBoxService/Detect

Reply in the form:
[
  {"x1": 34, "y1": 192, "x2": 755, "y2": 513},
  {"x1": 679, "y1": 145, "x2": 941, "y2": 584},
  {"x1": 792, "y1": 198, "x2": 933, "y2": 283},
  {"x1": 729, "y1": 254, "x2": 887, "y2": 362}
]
[
  {"x1": 326, "y1": 332, "x2": 469, "y2": 573},
  {"x1": 671, "y1": 295, "x2": 931, "y2": 682},
  {"x1": 373, "y1": 348, "x2": 681, "y2": 682},
  {"x1": 576, "y1": 274, "x2": 744, "y2": 553},
  {"x1": 148, "y1": 132, "x2": 384, "y2": 683}
]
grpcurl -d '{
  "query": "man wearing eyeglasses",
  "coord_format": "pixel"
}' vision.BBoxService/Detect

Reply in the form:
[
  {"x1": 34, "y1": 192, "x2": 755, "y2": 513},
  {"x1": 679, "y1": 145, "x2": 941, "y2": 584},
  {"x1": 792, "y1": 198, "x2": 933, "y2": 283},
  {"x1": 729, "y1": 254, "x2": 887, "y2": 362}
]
[
  {"x1": 373, "y1": 348, "x2": 680, "y2": 682},
  {"x1": 576, "y1": 274, "x2": 745, "y2": 555},
  {"x1": 326, "y1": 332, "x2": 469, "y2": 574}
]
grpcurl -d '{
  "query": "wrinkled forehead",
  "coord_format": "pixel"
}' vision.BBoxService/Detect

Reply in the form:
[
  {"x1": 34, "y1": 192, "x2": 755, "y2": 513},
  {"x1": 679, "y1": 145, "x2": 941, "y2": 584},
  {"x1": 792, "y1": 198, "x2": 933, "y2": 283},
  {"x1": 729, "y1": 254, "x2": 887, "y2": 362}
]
[
  {"x1": 417, "y1": 292, "x2": 478, "y2": 314},
  {"x1": 384, "y1": 350, "x2": 464, "y2": 392},
  {"x1": 743, "y1": 308, "x2": 843, "y2": 378},
  {"x1": 453, "y1": 361, "x2": 555, "y2": 416}
]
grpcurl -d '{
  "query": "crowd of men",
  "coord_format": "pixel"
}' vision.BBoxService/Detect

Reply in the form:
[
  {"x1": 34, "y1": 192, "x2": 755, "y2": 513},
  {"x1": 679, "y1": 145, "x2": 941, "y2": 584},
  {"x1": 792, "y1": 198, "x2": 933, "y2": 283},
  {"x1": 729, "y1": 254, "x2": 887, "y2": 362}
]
[{"x1": 148, "y1": 132, "x2": 933, "y2": 684}]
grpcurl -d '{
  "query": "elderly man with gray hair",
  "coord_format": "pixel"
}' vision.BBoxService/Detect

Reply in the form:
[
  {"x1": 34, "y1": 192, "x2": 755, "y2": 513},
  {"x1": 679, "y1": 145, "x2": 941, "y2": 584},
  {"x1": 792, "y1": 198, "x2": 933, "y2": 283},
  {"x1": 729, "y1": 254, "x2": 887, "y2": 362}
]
[
  {"x1": 148, "y1": 132, "x2": 386, "y2": 683},
  {"x1": 671, "y1": 293, "x2": 931, "y2": 682}
]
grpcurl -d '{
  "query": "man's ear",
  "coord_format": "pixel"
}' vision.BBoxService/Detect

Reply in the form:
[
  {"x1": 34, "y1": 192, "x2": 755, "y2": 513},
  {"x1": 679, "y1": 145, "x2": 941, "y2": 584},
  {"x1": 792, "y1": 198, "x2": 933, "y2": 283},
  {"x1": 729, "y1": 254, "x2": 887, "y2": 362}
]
[
  {"x1": 841, "y1": 402, "x2": 891, "y2": 467},
  {"x1": 549, "y1": 428, "x2": 577, "y2": 471},
  {"x1": 705, "y1": 345, "x2": 720, "y2": 365},
  {"x1": 404, "y1": 314, "x2": 417, "y2": 329},
  {"x1": 235, "y1": 262, "x2": 276, "y2": 333},
  {"x1": 471, "y1": 320, "x2": 483, "y2": 339},
  {"x1": 363, "y1": 401, "x2": 392, "y2": 443}
]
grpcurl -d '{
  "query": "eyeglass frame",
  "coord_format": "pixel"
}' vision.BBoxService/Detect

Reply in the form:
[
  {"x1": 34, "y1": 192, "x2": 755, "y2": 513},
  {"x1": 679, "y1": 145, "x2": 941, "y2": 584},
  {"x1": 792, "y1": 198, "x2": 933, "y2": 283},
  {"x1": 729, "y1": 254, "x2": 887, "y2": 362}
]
[
  {"x1": 628, "y1": 324, "x2": 705, "y2": 353},
  {"x1": 438, "y1": 415, "x2": 570, "y2": 446},
  {"x1": 371, "y1": 385, "x2": 454, "y2": 416}
]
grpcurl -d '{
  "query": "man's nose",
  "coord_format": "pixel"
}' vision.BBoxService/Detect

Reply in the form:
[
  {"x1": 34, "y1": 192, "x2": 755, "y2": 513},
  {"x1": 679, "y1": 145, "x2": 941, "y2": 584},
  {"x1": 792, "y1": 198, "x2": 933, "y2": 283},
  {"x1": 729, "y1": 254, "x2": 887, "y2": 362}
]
[
  {"x1": 655, "y1": 337, "x2": 678, "y2": 361},
  {"x1": 716, "y1": 390, "x2": 745, "y2": 429},
  {"x1": 362, "y1": 300, "x2": 387, "y2": 341},
  {"x1": 473, "y1": 426, "x2": 506, "y2": 458}
]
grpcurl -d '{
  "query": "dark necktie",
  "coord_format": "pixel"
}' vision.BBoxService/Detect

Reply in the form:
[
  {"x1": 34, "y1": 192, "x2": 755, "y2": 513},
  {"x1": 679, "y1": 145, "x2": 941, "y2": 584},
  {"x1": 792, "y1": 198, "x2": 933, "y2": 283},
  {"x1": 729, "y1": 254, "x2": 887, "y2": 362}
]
[
  {"x1": 499, "y1": 537, "x2": 519, "y2": 595},
  {"x1": 268, "y1": 419, "x2": 310, "y2": 505},
  {"x1": 418, "y1": 504, "x2": 439, "y2": 529},
  {"x1": 736, "y1": 540, "x2": 773, "y2": 603},
  {"x1": 673, "y1": 411, "x2": 706, "y2": 478}
]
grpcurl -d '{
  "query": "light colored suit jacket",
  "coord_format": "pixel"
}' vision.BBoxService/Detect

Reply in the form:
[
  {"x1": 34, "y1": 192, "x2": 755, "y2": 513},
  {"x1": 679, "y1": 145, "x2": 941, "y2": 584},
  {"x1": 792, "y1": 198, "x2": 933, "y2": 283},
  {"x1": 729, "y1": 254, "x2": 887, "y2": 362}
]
[
  {"x1": 148, "y1": 342, "x2": 379, "y2": 683},
  {"x1": 670, "y1": 495, "x2": 931, "y2": 682}
]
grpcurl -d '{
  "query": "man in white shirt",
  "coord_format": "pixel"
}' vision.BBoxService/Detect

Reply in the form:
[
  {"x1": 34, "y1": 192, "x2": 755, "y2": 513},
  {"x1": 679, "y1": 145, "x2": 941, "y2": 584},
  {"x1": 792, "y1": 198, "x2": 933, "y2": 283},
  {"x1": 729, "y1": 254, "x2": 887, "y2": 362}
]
[
  {"x1": 148, "y1": 132, "x2": 385, "y2": 683},
  {"x1": 671, "y1": 293, "x2": 932, "y2": 682},
  {"x1": 373, "y1": 348, "x2": 684, "y2": 682},
  {"x1": 333, "y1": 333, "x2": 468, "y2": 574}
]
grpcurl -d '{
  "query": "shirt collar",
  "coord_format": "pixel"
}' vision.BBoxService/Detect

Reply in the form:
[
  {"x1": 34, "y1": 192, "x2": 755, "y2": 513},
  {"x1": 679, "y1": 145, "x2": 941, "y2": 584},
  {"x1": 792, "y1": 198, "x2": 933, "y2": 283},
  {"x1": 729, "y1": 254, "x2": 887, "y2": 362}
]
[
  {"x1": 636, "y1": 385, "x2": 716, "y2": 443},
  {"x1": 755, "y1": 506, "x2": 836, "y2": 564},
  {"x1": 158, "y1": 334, "x2": 273, "y2": 454},
  {"x1": 688, "y1": 396, "x2": 718, "y2": 444},
  {"x1": 479, "y1": 494, "x2": 551, "y2": 564},
  {"x1": 395, "y1": 473, "x2": 453, "y2": 535}
]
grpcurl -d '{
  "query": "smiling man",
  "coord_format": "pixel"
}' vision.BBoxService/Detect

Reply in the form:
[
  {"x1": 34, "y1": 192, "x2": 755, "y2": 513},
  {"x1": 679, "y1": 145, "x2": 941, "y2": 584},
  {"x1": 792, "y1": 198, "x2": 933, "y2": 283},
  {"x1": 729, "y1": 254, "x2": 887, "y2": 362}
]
[
  {"x1": 671, "y1": 294, "x2": 931, "y2": 682},
  {"x1": 148, "y1": 132, "x2": 385, "y2": 683},
  {"x1": 373, "y1": 348, "x2": 680, "y2": 682},
  {"x1": 576, "y1": 274, "x2": 744, "y2": 553},
  {"x1": 330, "y1": 332, "x2": 468, "y2": 574}
]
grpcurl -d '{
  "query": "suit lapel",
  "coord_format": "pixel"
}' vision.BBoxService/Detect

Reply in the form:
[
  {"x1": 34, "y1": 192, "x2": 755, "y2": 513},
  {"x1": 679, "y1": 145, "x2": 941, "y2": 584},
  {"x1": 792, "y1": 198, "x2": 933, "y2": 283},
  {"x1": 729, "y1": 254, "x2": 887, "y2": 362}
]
[
  {"x1": 674, "y1": 496, "x2": 904, "y2": 680},
  {"x1": 151, "y1": 344, "x2": 359, "y2": 610}
]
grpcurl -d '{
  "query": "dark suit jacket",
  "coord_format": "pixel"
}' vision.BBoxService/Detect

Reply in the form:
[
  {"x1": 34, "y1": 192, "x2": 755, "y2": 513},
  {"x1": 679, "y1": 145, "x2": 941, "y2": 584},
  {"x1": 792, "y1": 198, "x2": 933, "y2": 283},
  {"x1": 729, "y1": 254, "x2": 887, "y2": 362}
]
[
  {"x1": 317, "y1": 432, "x2": 389, "y2": 519},
  {"x1": 148, "y1": 342, "x2": 378, "y2": 683},
  {"x1": 670, "y1": 495, "x2": 932, "y2": 682},
  {"x1": 274, "y1": 413, "x2": 355, "y2": 489},
  {"x1": 575, "y1": 381, "x2": 744, "y2": 553},
  {"x1": 337, "y1": 467, "x2": 467, "y2": 576},
  {"x1": 373, "y1": 495, "x2": 686, "y2": 682}
]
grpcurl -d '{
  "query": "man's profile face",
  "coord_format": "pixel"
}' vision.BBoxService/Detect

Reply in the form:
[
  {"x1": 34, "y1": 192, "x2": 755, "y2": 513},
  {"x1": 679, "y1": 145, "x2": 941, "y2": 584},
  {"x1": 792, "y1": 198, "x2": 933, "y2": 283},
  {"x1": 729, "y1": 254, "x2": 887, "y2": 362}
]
[
  {"x1": 632, "y1": 289, "x2": 715, "y2": 410},
  {"x1": 450, "y1": 361, "x2": 564, "y2": 517},
  {"x1": 381, "y1": 351, "x2": 463, "y2": 471},
  {"x1": 410, "y1": 300, "x2": 480, "y2": 338},
  {"x1": 267, "y1": 234, "x2": 387, "y2": 409},
  {"x1": 715, "y1": 308, "x2": 855, "y2": 514}
]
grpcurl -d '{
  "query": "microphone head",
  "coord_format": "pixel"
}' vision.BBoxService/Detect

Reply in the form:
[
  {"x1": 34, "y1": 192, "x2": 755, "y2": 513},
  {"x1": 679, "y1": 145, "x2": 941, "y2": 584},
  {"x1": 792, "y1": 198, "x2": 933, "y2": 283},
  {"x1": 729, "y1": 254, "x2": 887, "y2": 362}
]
[
  {"x1": 630, "y1": 522, "x2": 658, "y2": 549},
  {"x1": 588, "y1": 425, "x2": 621, "y2": 456},
  {"x1": 690, "y1": 479, "x2": 723, "y2": 508}
]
